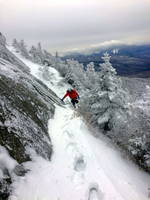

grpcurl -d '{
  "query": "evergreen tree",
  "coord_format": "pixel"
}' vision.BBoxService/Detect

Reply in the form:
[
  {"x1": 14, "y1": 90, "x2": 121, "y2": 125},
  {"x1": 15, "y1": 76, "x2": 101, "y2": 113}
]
[
  {"x1": 12, "y1": 39, "x2": 30, "y2": 59},
  {"x1": 43, "y1": 50, "x2": 54, "y2": 65},
  {"x1": 37, "y1": 42, "x2": 45, "y2": 63},
  {"x1": 64, "y1": 59, "x2": 87, "y2": 90},
  {"x1": 64, "y1": 59, "x2": 78, "y2": 88},
  {"x1": 54, "y1": 60, "x2": 69, "y2": 77},
  {"x1": 80, "y1": 53, "x2": 129, "y2": 131},
  {"x1": 86, "y1": 62, "x2": 98, "y2": 89},
  {"x1": 55, "y1": 51, "x2": 59, "y2": 58},
  {"x1": 12, "y1": 38, "x2": 20, "y2": 52},
  {"x1": 29, "y1": 45, "x2": 41, "y2": 64},
  {"x1": 19, "y1": 40, "x2": 30, "y2": 59}
]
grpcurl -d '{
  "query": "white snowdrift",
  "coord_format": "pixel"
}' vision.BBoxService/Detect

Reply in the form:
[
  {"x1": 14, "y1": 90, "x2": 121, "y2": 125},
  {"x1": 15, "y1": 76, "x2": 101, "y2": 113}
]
[{"x1": 0, "y1": 146, "x2": 18, "y2": 179}]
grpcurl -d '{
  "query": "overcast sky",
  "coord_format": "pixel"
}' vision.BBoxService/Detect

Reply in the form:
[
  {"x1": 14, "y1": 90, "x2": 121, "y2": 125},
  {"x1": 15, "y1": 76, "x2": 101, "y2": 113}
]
[{"x1": 1, "y1": 0, "x2": 150, "y2": 53}]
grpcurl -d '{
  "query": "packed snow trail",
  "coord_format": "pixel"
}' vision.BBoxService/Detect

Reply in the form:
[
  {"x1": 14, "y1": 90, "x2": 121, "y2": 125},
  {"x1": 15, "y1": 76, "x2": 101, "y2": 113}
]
[
  {"x1": 10, "y1": 105, "x2": 150, "y2": 200},
  {"x1": 8, "y1": 47, "x2": 150, "y2": 200}
]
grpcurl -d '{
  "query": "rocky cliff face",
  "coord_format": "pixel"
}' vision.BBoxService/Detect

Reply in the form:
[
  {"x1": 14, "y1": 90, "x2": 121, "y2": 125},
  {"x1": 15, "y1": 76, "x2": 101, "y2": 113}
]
[
  {"x1": 0, "y1": 33, "x2": 61, "y2": 199},
  {"x1": 0, "y1": 58, "x2": 55, "y2": 162}
]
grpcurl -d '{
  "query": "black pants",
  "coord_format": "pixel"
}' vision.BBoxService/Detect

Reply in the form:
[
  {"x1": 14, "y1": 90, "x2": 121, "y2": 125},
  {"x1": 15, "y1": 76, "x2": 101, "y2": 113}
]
[{"x1": 71, "y1": 98, "x2": 79, "y2": 108}]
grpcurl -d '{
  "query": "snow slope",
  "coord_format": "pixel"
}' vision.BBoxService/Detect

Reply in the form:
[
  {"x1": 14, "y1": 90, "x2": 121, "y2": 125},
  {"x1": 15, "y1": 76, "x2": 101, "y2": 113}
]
[{"x1": 8, "y1": 46, "x2": 150, "y2": 200}]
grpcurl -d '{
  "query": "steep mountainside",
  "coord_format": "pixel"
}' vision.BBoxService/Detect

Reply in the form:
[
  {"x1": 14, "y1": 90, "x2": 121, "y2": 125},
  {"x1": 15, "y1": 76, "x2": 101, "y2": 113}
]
[{"x1": 0, "y1": 33, "x2": 61, "y2": 199}]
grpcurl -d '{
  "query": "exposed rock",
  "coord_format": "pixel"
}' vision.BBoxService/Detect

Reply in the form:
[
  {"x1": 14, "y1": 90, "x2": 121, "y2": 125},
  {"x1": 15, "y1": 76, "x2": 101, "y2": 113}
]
[
  {"x1": 0, "y1": 58, "x2": 56, "y2": 162},
  {"x1": 0, "y1": 33, "x2": 62, "y2": 198},
  {"x1": 0, "y1": 178, "x2": 11, "y2": 200},
  {"x1": 13, "y1": 164, "x2": 29, "y2": 176}
]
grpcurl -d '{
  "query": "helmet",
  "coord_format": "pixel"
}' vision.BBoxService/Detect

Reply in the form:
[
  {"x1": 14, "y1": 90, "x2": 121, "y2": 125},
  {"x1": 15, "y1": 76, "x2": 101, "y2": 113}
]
[{"x1": 67, "y1": 88, "x2": 72, "y2": 92}]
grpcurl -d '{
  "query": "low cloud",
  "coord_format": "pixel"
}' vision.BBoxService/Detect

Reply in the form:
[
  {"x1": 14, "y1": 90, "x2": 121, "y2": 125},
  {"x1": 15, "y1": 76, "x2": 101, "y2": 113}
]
[{"x1": 1, "y1": 0, "x2": 150, "y2": 53}]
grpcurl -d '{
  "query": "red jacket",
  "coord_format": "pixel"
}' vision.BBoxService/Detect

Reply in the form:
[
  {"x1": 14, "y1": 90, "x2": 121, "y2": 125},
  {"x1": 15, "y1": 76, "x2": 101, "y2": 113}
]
[{"x1": 63, "y1": 89, "x2": 79, "y2": 100}]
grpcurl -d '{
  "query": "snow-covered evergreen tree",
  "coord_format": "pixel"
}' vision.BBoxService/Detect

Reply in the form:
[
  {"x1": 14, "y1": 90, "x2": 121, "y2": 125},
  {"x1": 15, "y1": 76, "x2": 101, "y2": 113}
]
[
  {"x1": 36, "y1": 42, "x2": 45, "y2": 64},
  {"x1": 64, "y1": 59, "x2": 87, "y2": 90},
  {"x1": 12, "y1": 38, "x2": 20, "y2": 52},
  {"x1": 80, "y1": 53, "x2": 129, "y2": 131},
  {"x1": 86, "y1": 62, "x2": 95, "y2": 74},
  {"x1": 53, "y1": 60, "x2": 68, "y2": 77},
  {"x1": 43, "y1": 50, "x2": 52, "y2": 59},
  {"x1": 63, "y1": 59, "x2": 78, "y2": 88},
  {"x1": 29, "y1": 45, "x2": 41, "y2": 64},
  {"x1": 86, "y1": 62, "x2": 98, "y2": 89},
  {"x1": 43, "y1": 50, "x2": 55, "y2": 66},
  {"x1": 19, "y1": 40, "x2": 30, "y2": 59},
  {"x1": 12, "y1": 39, "x2": 30, "y2": 59},
  {"x1": 40, "y1": 64, "x2": 51, "y2": 81}
]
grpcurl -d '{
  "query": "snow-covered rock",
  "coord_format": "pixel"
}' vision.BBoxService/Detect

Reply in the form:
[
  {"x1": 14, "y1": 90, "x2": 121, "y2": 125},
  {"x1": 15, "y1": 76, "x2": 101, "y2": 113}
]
[{"x1": 0, "y1": 34, "x2": 63, "y2": 198}]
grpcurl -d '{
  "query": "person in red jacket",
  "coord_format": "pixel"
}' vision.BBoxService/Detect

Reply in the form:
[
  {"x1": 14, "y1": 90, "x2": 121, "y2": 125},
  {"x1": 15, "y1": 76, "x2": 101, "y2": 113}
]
[{"x1": 61, "y1": 88, "x2": 80, "y2": 108}]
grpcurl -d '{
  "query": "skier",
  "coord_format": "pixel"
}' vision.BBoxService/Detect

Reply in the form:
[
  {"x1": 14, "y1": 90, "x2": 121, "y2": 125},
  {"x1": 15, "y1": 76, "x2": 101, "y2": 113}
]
[{"x1": 61, "y1": 88, "x2": 80, "y2": 108}]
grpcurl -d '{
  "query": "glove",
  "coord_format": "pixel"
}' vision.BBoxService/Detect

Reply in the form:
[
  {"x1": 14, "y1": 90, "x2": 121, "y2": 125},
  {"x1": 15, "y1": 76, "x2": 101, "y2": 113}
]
[
  {"x1": 61, "y1": 98, "x2": 64, "y2": 102},
  {"x1": 77, "y1": 96, "x2": 80, "y2": 100}
]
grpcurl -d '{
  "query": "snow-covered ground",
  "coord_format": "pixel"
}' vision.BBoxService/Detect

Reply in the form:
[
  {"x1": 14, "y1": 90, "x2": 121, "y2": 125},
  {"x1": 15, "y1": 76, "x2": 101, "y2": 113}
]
[{"x1": 8, "y1": 46, "x2": 150, "y2": 200}]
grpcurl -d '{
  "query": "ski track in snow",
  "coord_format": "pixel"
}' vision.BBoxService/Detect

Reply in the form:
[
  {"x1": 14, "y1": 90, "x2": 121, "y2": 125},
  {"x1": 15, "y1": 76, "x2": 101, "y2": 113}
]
[{"x1": 8, "y1": 47, "x2": 150, "y2": 200}]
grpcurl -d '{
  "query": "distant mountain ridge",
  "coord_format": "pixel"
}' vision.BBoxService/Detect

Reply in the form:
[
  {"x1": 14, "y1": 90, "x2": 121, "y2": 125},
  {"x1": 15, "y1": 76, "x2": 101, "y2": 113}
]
[{"x1": 63, "y1": 44, "x2": 150, "y2": 77}]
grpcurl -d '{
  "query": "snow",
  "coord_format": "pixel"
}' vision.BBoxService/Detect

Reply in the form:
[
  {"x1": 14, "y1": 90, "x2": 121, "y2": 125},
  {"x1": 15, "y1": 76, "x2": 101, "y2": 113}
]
[
  {"x1": 8, "y1": 47, "x2": 150, "y2": 200},
  {"x1": 112, "y1": 49, "x2": 119, "y2": 54},
  {"x1": 0, "y1": 58, "x2": 21, "y2": 82},
  {"x1": 0, "y1": 146, "x2": 18, "y2": 179},
  {"x1": 7, "y1": 45, "x2": 68, "y2": 96}
]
